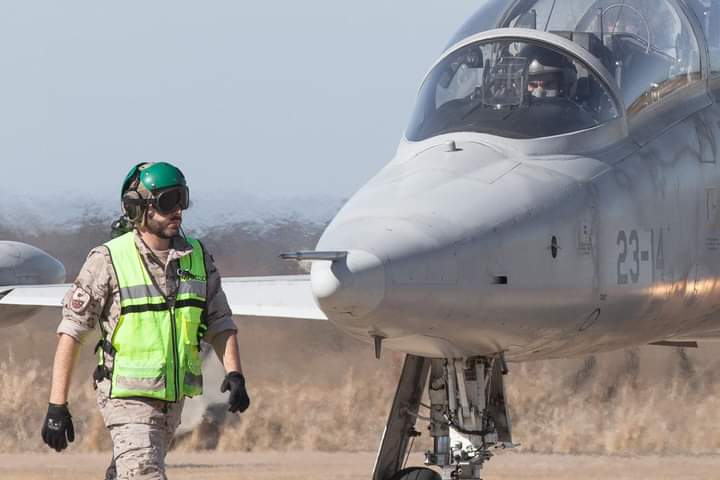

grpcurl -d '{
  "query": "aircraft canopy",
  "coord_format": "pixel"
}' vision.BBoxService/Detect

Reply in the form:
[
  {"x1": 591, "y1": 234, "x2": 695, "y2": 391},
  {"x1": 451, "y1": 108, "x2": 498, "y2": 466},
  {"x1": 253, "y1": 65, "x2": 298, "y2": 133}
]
[
  {"x1": 407, "y1": 38, "x2": 621, "y2": 140},
  {"x1": 409, "y1": 0, "x2": 703, "y2": 140}
]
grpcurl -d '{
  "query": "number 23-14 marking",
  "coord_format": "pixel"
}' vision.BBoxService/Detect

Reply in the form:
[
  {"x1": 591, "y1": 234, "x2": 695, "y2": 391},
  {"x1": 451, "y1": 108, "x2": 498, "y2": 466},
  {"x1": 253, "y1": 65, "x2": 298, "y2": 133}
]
[{"x1": 616, "y1": 229, "x2": 664, "y2": 285}]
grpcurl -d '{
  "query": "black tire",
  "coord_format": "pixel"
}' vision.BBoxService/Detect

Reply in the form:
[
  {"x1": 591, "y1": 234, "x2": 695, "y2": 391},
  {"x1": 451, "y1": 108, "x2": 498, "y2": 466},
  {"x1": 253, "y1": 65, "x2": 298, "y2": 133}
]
[{"x1": 388, "y1": 467, "x2": 442, "y2": 480}]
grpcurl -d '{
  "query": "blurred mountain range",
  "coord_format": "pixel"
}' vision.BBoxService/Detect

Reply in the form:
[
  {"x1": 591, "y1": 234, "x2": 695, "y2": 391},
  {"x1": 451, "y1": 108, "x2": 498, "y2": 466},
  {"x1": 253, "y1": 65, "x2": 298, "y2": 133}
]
[
  {"x1": 0, "y1": 190, "x2": 344, "y2": 234},
  {"x1": 0, "y1": 191, "x2": 341, "y2": 278}
]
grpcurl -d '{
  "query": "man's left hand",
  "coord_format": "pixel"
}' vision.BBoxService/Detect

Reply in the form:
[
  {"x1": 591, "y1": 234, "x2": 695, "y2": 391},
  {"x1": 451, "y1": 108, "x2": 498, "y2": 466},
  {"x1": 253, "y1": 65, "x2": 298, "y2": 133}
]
[
  {"x1": 220, "y1": 372, "x2": 250, "y2": 413},
  {"x1": 41, "y1": 403, "x2": 75, "y2": 452}
]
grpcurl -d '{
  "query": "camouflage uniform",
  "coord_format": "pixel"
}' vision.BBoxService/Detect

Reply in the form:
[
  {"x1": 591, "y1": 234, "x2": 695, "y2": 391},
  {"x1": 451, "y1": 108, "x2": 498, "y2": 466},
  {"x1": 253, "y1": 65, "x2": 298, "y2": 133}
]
[{"x1": 58, "y1": 231, "x2": 236, "y2": 480}]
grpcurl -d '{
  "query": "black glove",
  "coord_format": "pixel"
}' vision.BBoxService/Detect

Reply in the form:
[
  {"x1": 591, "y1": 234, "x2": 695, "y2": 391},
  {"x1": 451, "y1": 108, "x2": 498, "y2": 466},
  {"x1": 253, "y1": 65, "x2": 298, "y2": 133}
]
[
  {"x1": 41, "y1": 403, "x2": 75, "y2": 452},
  {"x1": 220, "y1": 372, "x2": 250, "y2": 413}
]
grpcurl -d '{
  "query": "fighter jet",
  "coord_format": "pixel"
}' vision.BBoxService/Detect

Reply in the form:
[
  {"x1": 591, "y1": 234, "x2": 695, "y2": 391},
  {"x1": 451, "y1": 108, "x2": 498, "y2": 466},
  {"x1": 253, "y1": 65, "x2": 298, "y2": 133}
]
[{"x1": 4, "y1": 0, "x2": 720, "y2": 478}]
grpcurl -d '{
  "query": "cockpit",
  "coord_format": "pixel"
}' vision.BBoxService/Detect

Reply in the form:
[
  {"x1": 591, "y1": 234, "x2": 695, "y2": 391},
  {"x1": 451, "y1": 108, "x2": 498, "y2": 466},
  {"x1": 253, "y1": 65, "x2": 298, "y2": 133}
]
[{"x1": 407, "y1": 0, "x2": 703, "y2": 142}]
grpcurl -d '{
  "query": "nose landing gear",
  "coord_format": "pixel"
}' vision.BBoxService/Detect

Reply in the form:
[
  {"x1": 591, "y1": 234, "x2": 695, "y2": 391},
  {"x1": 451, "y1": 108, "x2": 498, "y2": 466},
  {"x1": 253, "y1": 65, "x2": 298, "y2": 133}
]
[{"x1": 373, "y1": 355, "x2": 514, "y2": 480}]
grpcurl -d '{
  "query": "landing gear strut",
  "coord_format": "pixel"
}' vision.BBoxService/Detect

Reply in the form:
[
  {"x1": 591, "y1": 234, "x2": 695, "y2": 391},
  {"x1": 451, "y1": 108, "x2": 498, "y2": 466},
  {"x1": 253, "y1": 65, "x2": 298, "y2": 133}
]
[{"x1": 373, "y1": 355, "x2": 514, "y2": 480}]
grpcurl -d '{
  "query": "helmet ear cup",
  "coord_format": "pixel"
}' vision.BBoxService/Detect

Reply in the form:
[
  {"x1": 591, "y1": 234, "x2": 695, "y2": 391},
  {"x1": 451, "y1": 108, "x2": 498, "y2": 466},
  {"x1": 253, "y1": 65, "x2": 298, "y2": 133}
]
[{"x1": 122, "y1": 190, "x2": 144, "y2": 223}]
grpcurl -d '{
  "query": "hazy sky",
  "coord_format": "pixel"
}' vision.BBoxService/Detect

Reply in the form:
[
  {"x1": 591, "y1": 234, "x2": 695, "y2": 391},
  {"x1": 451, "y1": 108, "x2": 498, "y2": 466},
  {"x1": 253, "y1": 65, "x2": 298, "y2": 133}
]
[{"x1": 0, "y1": 1, "x2": 481, "y2": 200}]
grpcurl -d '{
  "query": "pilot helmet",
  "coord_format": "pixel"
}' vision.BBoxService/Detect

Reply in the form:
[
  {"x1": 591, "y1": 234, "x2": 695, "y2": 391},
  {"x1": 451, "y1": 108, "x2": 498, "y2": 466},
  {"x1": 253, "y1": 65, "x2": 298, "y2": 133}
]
[
  {"x1": 523, "y1": 46, "x2": 577, "y2": 99},
  {"x1": 119, "y1": 162, "x2": 190, "y2": 225}
]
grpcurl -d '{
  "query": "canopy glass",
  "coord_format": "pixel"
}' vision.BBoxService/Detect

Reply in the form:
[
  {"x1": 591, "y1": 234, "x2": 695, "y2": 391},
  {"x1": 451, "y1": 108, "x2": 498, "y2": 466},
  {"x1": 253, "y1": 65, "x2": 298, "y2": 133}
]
[
  {"x1": 410, "y1": 0, "x2": 703, "y2": 141},
  {"x1": 407, "y1": 39, "x2": 620, "y2": 140}
]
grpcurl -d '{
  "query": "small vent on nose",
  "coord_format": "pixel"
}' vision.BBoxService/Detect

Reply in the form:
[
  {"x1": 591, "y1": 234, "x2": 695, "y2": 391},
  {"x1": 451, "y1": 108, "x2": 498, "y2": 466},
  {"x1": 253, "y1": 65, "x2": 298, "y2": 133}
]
[{"x1": 493, "y1": 276, "x2": 509, "y2": 285}]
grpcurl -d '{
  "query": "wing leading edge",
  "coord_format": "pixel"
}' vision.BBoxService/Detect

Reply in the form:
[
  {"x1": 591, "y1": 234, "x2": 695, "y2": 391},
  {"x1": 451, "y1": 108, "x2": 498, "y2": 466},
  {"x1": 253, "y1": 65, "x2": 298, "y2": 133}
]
[
  {"x1": 0, "y1": 284, "x2": 71, "y2": 307},
  {"x1": 0, "y1": 284, "x2": 70, "y2": 327},
  {"x1": 222, "y1": 275, "x2": 326, "y2": 320}
]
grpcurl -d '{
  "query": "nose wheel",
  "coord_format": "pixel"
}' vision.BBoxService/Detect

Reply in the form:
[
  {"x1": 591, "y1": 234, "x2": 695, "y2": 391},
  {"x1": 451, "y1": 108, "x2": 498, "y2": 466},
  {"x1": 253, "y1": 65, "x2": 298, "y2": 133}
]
[{"x1": 389, "y1": 467, "x2": 441, "y2": 480}]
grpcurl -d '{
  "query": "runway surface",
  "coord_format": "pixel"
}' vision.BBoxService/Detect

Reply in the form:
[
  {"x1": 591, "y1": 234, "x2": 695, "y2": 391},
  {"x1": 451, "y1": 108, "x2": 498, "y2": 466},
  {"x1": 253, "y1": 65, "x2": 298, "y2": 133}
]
[{"x1": 2, "y1": 451, "x2": 719, "y2": 479}]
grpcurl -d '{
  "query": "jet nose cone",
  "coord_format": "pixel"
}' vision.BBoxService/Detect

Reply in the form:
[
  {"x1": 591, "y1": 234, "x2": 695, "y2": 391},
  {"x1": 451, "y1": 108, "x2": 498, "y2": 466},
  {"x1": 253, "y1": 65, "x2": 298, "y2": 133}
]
[{"x1": 311, "y1": 249, "x2": 386, "y2": 323}]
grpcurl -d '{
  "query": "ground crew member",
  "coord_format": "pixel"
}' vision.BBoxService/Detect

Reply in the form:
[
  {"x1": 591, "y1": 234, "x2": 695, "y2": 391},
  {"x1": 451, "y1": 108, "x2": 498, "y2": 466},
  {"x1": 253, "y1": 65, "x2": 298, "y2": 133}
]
[{"x1": 41, "y1": 162, "x2": 250, "y2": 479}]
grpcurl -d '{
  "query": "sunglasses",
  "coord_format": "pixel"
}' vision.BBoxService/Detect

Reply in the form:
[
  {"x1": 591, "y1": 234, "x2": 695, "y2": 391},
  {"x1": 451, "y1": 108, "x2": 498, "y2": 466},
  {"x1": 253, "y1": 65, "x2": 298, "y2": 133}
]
[{"x1": 149, "y1": 186, "x2": 190, "y2": 215}]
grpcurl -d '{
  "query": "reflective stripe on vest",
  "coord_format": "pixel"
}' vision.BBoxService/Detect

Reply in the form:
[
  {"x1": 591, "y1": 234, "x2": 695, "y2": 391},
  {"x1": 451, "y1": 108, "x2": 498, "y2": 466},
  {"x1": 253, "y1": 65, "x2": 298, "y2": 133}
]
[{"x1": 104, "y1": 232, "x2": 207, "y2": 401}]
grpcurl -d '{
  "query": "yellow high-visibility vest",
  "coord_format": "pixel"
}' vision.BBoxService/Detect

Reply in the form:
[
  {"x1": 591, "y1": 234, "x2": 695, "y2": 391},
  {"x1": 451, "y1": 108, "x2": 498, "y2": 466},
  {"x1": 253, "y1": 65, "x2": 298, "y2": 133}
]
[{"x1": 102, "y1": 232, "x2": 207, "y2": 401}]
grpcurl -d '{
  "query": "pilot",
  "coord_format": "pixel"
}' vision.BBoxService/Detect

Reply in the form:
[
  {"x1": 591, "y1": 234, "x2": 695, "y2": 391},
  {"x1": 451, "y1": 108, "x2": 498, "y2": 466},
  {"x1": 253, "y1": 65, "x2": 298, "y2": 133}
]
[
  {"x1": 41, "y1": 162, "x2": 250, "y2": 479},
  {"x1": 524, "y1": 46, "x2": 577, "y2": 99}
]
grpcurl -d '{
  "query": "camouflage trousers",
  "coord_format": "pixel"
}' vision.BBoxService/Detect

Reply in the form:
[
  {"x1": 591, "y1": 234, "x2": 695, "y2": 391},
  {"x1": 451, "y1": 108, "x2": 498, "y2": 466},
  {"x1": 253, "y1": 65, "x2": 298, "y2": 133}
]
[{"x1": 95, "y1": 379, "x2": 184, "y2": 480}]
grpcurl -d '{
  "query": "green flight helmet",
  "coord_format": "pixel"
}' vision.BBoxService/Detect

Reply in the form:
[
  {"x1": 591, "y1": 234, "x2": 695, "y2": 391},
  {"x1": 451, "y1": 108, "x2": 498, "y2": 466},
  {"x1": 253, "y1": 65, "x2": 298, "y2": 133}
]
[
  {"x1": 119, "y1": 161, "x2": 190, "y2": 229},
  {"x1": 139, "y1": 162, "x2": 187, "y2": 192},
  {"x1": 121, "y1": 162, "x2": 187, "y2": 198}
]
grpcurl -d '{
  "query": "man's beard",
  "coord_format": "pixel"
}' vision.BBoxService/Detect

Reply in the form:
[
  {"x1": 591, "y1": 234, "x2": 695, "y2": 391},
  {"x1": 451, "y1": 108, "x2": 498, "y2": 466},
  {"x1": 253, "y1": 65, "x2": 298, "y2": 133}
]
[{"x1": 145, "y1": 211, "x2": 181, "y2": 239}]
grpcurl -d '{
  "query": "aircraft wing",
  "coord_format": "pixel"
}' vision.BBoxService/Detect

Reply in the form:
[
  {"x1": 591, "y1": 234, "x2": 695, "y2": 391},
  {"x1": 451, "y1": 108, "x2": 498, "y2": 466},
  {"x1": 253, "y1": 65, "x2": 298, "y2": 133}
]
[
  {"x1": 0, "y1": 284, "x2": 70, "y2": 307},
  {"x1": 222, "y1": 275, "x2": 327, "y2": 320},
  {"x1": 0, "y1": 275, "x2": 326, "y2": 326},
  {"x1": 0, "y1": 284, "x2": 70, "y2": 327}
]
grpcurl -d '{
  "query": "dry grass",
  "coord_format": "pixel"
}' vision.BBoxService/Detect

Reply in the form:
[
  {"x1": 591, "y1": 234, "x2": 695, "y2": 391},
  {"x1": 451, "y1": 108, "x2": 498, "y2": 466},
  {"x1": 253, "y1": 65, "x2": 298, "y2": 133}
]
[
  {"x1": 507, "y1": 348, "x2": 720, "y2": 455},
  {"x1": 174, "y1": 363, "x2": 402, "y2": 453},
  {"x1": 218, "y1": 368, "x2": 396, "y2": 452},
  {"x1": 4, "y1": 337, "x2": 720, "y2": 456},
  {"x1": 0, "y1": 353, "x2": 111, "y2": 453}
]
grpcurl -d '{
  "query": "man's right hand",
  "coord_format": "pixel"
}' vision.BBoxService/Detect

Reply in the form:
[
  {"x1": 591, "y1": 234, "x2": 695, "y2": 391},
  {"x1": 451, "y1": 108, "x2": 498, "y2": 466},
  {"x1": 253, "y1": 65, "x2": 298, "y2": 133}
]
[{"x1": 41, "y1": 403, "x2": 75, "y2": 452}]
